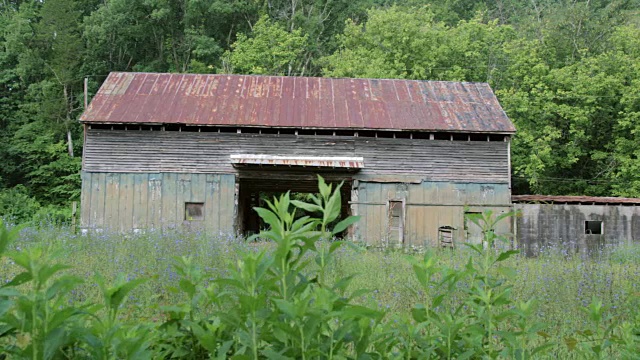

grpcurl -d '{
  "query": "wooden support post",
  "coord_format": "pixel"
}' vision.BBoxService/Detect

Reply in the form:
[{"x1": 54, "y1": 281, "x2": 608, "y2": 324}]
[{"x1": 71, "y1": 201, "x2": 77, "y2": 233}]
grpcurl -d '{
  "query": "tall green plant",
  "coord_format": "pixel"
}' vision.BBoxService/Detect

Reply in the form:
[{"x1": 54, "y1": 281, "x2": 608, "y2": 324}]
[
  {"x1": 0, "y1": 219, "x2": 85, "y2": 359},
  {"x1": 405, "y1": 210, "x2": 552, "y2": 359},
  {"x1": 209, "y1": 175, "x2": 381, "y2": 358}
]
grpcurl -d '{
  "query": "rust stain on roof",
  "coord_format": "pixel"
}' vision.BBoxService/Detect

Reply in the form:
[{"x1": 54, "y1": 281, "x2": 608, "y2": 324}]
[
  {"x1": 80, "y1": 72, "x2": 516, "y2": 133},
  {"x1": 512, "y1": 195, "x2": 640, "y2": 205}
]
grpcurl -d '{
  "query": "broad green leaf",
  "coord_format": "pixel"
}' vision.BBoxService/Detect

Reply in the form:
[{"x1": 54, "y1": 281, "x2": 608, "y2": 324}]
[
  {"x1": 495, "y1": 250, "x2": 521, "y2": 263},
  {"x1": 291, "y1": 200, "x2": 322, "y2": 213},
  {"x1": 332, "y1": 215, "x2": 360, "y2": 235},
  {"x1": 564, "y1": 337, "x2": 578, "y2": 351}
]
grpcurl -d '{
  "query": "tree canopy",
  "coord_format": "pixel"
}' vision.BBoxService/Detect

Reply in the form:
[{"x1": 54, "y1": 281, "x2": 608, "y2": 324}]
[{"x1": 1, "y1": 0, "x2": 640, "y2": 222}]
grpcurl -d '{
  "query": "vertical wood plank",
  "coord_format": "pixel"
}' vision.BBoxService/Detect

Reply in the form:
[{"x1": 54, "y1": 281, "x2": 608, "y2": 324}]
[
  {"x1": 371, "y1": 183, "x2": 384, "y2": 246},
  {"x1": 407, "y1": 183, "x2": 422, "y2": 246},
  {"x1": 105, "y1": 173, "x2": 120, "y2": 231},
  {"x1": 177, "y1": 173, "x2": 192, "y2": 225},
  {"x1": 92, "y1": 173, "x2": 107, "y2": 230},
  {"x1": 356, "y1": 183, "x2": 367, "y2": 242},
  {"x1": 219, "y1": 175, "x2": 235, "y2": 234},
  {"x1": 132, "y1": 173, "x2": 148, "y2": 230},
  {"x1": 190, "y1": 173, "x2": 206, "y2": 203},
  {"x1": 147, "y1": 173, "x2": 162, "y2": 231},
  {"x1": 80, "y1": 172, "x2": 92, "y2": 229},
  {"x1": 119, "y1": 173, "x2": 134, "y2": 232},
  {"x1": 205, "y1": 174, "x2": 220, "y2": 233},
  {"x1": 162, "y1": 173, "x2": 177, "y2": 229}
]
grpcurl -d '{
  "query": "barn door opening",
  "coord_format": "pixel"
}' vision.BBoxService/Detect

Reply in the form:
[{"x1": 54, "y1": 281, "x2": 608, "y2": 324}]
[
  {"x1": 237, "y1": 171, "x2": 353, "y2": 237},
  {"x1": 464, "y1": 211, "x2": 484, "y2": 245}
]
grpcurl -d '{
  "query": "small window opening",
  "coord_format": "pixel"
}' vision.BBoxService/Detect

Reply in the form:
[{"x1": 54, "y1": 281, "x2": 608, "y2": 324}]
[
  {"x1": 412, "y1": 132, "x2": 431, "y2": 139},
  {"x1": 433, "y1": 132, "x2": 451, "y2": 140},
  {"x1": 469, "y1": 134, "x2": 486, "y2": 141},
  {"x1": 297, "y1": 129, "x2": 315, "y2": 136},
  {"x1": 278, "y1": 128, "x2": 296, "y2": 135},
  {"x1": 185, "y1": 203, "x2": 204, "y2": 221},
  {"x1": 242, "y1": 127, "x2": 261, "y2": 134},
  {"x1": 259, "y1": 128, "x2": 280, "y2": 135},
  {"x1": 358, "y1": 130, "x2": 377, "y2": 138},
  {"x1": 376, "y1": 131, "x2": 395, "y2": 138},
  {"x1": 585, "y1": 220, "x2": 603, "y2": 235},
  {"x1": 315, "y1": 129, "x2": 335, "y2": 136}
]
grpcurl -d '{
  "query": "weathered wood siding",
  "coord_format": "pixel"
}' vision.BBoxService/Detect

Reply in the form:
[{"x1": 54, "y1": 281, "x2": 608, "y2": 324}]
[
  {"x1": 80, "y1": 172, "x2": 236, "y2": 233},
  {"x1": 82, "y1": 129, "x2": 512, "y2": 240},
  {"x1": 83, "y1": 129, "x2": 509, "y2": 183},
  {"x1": 515, "y1": 204, "x2": 640, "y2": 256},
  {"x1": 353, "y1": 181, "x2": 512, "y2": 247}
]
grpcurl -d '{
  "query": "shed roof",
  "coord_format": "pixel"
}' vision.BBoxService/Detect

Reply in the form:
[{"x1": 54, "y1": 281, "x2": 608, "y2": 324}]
[
  {"x1": 80, "y1": 72, "x2": 516, "y2": 133},
  {"x1": 512, "y1": 195, "x2": 640, "y2": 205}
]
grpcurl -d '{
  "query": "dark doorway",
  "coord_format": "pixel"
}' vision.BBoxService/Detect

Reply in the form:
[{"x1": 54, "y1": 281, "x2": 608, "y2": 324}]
[{"x1": 237, "y1": 169, "x2": 353, "y2": 237}]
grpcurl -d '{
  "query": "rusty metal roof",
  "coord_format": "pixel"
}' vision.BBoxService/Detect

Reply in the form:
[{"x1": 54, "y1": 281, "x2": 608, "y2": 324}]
[
  {"x1": 80, "y1": 72, "x2": 516, "y2": 133},
  {"x1": 512, "y1": 195, "x2": 640, "y2": 205}
]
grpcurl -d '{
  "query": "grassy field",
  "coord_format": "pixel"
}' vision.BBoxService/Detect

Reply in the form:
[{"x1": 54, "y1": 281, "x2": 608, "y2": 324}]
[{"x1": 2, "y1": 224, "x2": 640, "y2": 358}]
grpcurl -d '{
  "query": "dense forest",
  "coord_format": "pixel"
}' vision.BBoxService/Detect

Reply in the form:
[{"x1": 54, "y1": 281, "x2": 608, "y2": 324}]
[{"x1": 1, "y1": 0, "x2": 640, "y2": 223}]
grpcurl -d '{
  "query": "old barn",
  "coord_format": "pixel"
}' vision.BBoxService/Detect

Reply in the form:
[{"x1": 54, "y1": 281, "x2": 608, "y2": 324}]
[{"x1": 79, "y1": 72, "x2": 516, "y2": 246}]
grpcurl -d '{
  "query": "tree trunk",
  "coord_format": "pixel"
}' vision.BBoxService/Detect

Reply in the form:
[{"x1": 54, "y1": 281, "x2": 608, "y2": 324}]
[{"x1": 67, "y1": 127, "x2": 74, "y2": 158}]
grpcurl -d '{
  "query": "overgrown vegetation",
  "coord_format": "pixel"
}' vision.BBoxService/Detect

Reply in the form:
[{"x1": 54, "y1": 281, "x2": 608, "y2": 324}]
[
  {"x1": 2, "y1": 0, "x2": 640, "y2": 222},
  {"x1": 1, "y1": 177, "x2": 639, "y2": 358}
]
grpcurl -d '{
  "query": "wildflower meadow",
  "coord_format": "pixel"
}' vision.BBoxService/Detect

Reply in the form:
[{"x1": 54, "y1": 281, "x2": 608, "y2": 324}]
[{"x1": 1, "y1": 178, "x2": 639, "y2": 358}]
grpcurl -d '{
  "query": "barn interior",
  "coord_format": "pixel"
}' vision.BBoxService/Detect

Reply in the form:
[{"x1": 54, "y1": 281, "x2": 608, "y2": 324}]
[{"x1": 236, "y1": 169, "x2": 354, "y2": 236}]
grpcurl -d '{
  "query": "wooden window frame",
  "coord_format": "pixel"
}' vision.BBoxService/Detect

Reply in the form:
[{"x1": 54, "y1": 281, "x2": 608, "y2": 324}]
[
  {"x1": 387, "y1": 199, "x2": 406, "y2": 245},
  {"x1": 185, "y1": 202, "x2": 205, "y2": 221},
  {"x1": 584, "y1": 220, "x2": 603, "y2": 235}
]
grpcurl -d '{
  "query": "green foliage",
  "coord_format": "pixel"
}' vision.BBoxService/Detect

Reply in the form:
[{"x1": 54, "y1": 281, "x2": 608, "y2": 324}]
[
  {"x1": 3, "y1": 0, "x2": 640, "y2": 202},
  {"x1": 0, "y1": 185, "x2": 41, "y2": 224},
  {"x1": 224, "y1": 15, "x2": 308, "y2": 76},
  {"x1": 2, "y1": 204, "x2": 640, "y2": 357},
  {"x1": 322, "y1": 6, "x2": 516, "y2": 82}
]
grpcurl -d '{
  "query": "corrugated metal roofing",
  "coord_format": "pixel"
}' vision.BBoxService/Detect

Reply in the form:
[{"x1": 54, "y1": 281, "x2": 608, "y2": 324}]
[
  {"x1": 512, "y1": 195, "x2": 640, "y2": 205},
  {"x1": 80, "y1": 72, "x2": 516, "y2": 133}
]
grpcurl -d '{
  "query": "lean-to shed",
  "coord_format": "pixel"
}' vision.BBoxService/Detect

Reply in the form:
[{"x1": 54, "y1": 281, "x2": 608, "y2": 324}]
[
  {"x1": 513, "y1": 195, "x2": 640, "y2": 256},
  {"x1": 80, "y1": 72, "x2": 516, "y2": 246}
]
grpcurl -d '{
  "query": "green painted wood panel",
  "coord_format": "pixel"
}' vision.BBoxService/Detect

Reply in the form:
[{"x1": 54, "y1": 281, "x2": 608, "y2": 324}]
[
  {"x1": 148, "y1": 174, "x2": 162, "y2": 230},
  {"x1": 119, "y1": 173, "x2": 134, "y2": 232},
  {"x1": 161, "y1": 173, "x2": 177, "y2": 230},
  {"x1": 177, "y1": 174, "x2": 191, "y2": 224},
  {"x1": 219, "y1": 175, "x2": 236, "y2": 234},
  {"x1": 353, "y1": 181, "x2": 512, "y2": 246},
  {"x1": 80, "y1": 172, "x2": 512, "y2": 246},
  {"x1": 91, "y1": 173, "x2": 106, "y2": 229},
  {"x1": 81, "y1": 172, "x2": 237, "y2": 234},
  {"x1": 105, "y1": 173, "x2": 120, "y2": 231},
  {"x1": 80, "y1": 172, "x2": 92, "y2": 228},
  {"x1": 205, "y1": 174, "x2": 220, "y2": 232},
  {"x1": 132, "y1": 173, "x2": 148, "y2": 230}
]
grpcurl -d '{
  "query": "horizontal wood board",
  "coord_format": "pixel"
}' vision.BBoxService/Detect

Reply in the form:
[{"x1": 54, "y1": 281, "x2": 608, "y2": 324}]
[{"x1": 83, "y1": 130, "x2": 509, "y2": 183}]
